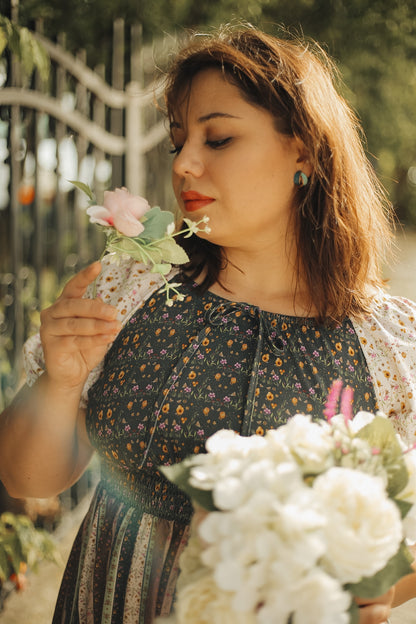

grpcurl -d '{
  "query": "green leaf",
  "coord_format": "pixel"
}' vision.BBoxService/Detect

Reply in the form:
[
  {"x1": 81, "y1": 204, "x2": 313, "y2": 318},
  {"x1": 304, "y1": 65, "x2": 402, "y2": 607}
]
[
  {"x1": 106, "y1": 239, "x2": 148, "y2": 263},
  {"x1": 346, "y1": 541, "x2": 414, "y2": 599},
  {"x1": 348, "y1": 598, "x2": 360, "y2": 624},
  {"x1": 31, "y1": 38, "x2": 50, "y2": 83},
  {"x1": 0, "y1": 546, "x2": 11, "y2": 582},
  {"x1": 150, "y1": 238, "x2": 190, "y2": 265},
  {"x1": 69, "y1": 180, "x2": 95, "y2": 201},
  {"x1": 19, "y1": 27, "x2": 35, "y2": 77},
  {"x1": 161, "y1": 461, "x2": 217, "y2": 512},
  {"x1": 356, "y1": 416, "x2": 409, "y2": 497},
  {"x1": 394, "y1": 497, "x2": 413, "y2": 519},
  {"x1": 151, "y1": 263, "x2": 172, "y2": 275},
  {"x1": 138, "y1": 206, "x2": 174, "y2": 241},
  {"x1": 0, "y1": 28, "x2": 7, "y2": 57}
]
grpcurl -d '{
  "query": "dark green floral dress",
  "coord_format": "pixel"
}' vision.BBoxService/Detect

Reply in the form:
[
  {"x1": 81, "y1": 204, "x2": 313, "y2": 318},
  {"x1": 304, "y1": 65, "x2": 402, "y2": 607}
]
[{"x1": 53, "y1": 280, "x2": 377, "y2": 623}]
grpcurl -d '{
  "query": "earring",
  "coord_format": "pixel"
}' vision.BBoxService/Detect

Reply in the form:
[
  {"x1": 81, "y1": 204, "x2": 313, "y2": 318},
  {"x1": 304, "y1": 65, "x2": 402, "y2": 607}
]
[{"x1": 294, "y1": 171, "x2": 309, "y2": 188}]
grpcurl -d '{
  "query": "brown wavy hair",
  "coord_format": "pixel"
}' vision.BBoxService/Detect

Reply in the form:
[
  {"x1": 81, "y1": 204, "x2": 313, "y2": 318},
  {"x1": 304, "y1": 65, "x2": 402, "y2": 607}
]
[{"x1": 164, "y1": 26, "x2": 394, "y2": 323}]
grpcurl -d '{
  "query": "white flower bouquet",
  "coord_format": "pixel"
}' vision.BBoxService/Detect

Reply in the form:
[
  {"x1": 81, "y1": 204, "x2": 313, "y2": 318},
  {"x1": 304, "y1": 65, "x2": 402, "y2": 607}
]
[
  {"x1": 160, "y1": 382, "x2": 416, "y2": 624},
  {"x1": 71, "y1": 183, "x2": 210, "y2": 304}
]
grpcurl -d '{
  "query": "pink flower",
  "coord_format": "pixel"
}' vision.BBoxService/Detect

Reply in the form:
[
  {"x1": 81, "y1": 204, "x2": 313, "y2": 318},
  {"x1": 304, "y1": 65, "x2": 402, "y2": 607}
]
[{"x1": 86, "y1": 187, "x2": 150, "y2": 236}]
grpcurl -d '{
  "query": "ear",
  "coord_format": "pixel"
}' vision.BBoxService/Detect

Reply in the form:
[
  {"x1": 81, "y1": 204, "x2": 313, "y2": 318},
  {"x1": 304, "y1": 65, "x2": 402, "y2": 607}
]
[{"x1": 294, "y1": 137, "x2": 313, "y2": 178}]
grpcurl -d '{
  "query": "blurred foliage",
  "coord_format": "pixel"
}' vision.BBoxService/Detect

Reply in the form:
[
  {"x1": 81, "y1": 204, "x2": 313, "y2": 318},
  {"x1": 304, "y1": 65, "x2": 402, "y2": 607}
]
[
  {"x1": 0, "y1": 13, "x2": 49, "y2": 82},
  {"x1": 1, "y1": 0, "x2": 416, "y2": 221},
  {"x1": 0, "y1": 512, "x2": 60, "y2": 586}
]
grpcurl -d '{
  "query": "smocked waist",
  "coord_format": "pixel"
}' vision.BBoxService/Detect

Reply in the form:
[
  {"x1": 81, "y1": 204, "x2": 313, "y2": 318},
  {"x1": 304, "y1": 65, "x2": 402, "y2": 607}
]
[{"x1": 99, "y1": 460, "x2": 194, "y2": 523}]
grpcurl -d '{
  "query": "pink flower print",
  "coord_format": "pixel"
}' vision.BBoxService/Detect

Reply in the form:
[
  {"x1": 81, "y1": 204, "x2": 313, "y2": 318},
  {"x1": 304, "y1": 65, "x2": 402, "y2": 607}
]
[{"x1": 86, "y1": 187, "x2": 150, "y2": 236}]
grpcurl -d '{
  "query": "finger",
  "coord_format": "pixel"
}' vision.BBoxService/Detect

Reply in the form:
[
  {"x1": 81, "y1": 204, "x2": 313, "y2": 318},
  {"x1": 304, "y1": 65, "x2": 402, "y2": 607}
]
[
  {"x1": 358, "y1": 603, "x2": 390, "y2": 624},
  {"x1": 60, "y1": 262, "x2": 102, "y2": 299},
  {"x1": 55, "y1": 334, "x2": 119, "y2": 352},
  {"x1": 42, "y1": 297, "x2": 119, "y2": 322},
  {"x1": 356, "y1": 587, "x2": 395, "y2": 607},
  {"x1": 41, "y1": 317, "x2": 121, "y2": 338}
]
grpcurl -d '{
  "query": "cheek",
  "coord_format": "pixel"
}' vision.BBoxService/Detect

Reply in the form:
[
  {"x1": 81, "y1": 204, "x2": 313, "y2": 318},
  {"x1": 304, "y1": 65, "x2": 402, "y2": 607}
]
[{"x1": 171, "y1": 172, "x2": 181, "y2": 201}]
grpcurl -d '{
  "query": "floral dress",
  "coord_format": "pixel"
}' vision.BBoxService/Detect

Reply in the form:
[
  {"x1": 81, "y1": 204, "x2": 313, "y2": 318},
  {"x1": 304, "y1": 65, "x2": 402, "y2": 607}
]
[{"x1": 23, "y1": 258, "x2": 416, "y2": 623}]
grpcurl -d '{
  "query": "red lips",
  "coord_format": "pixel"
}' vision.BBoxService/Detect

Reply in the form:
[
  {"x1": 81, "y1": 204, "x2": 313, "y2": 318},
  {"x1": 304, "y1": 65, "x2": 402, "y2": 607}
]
[{"x1": 181, "y1": 190, "x2": 214, "y2": 212}]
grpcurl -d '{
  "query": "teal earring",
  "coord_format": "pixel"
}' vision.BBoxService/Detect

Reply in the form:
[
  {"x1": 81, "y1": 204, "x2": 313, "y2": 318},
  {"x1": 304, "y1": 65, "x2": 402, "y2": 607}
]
[{"x1": 294, "y1": 171, "x2": 309, "y2": 188}]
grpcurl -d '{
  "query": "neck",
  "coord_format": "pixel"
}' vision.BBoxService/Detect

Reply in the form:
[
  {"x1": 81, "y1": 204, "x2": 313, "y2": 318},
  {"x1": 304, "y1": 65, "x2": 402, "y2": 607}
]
[{"x1": 207, "y1": 244, "x2": 315, "y2": 317}]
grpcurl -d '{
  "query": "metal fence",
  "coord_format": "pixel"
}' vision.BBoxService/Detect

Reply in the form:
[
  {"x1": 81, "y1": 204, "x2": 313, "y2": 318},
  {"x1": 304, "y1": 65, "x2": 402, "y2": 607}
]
[{"x1": 0, "y1": 20, "x2": 175, "y2": 410}]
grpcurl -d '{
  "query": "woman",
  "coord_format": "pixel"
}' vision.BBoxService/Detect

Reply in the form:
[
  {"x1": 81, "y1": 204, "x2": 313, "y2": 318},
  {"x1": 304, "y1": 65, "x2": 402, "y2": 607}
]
[{"x1": 1, "y1": 26, "x2": 415, "y2": 623}]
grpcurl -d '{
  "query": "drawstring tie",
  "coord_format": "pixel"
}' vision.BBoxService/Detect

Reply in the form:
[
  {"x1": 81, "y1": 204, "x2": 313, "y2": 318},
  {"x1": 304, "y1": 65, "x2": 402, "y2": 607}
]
[{"x1": 140, "y1": 301, "x2": 285, "y2": 467}]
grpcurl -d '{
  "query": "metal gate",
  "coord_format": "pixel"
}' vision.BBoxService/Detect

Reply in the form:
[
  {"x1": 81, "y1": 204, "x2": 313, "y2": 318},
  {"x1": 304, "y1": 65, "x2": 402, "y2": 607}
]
[{"x1": 0, "y1": 19, "x2": 174, "y2": 408}]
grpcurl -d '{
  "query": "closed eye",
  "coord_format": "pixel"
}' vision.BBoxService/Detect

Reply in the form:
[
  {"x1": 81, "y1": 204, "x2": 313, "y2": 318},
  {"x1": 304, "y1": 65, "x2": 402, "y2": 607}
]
[
  {"x1": 206, "y1": 137, "x2": 232, "y2": 149},
  {"x1": 169, "y1": 145, "x2": 183, "y2": 155}
]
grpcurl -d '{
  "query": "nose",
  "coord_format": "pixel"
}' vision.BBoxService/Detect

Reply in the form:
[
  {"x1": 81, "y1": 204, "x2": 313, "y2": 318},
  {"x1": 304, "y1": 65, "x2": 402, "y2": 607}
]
[{"x1": 172, "y1": 142, "x2": 204, "y2": 179}]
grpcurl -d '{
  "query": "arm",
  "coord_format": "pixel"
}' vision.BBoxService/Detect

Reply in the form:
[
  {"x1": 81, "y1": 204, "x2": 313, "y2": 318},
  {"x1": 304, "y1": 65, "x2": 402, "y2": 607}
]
[{"x1": 0, "y1": 262, "x2": 121, "y2": 498}]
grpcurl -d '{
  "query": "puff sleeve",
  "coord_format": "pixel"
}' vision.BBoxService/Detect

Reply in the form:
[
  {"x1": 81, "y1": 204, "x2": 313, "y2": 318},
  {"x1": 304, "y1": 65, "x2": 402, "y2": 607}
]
[{"x1": 352, "y1": 292, "x2": 416, "y2": 444}]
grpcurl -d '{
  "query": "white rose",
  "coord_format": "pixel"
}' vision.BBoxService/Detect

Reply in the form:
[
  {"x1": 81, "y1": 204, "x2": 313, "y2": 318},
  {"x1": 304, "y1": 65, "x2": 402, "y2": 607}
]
[
  {"x1": 313, "y1": 466, "x2": 403, "y2": 583},
  {"x1": 257, "y1": 569, "x2": 351, "y2": 624},
  {"x1": 397, "y1": 449, "x2": 416, "y2": 540},
  {"x1": 275, "y1": 414, "x2": 335, "y2": 474},
  {"x1": 348, "y1": 410, "x2": 376, "y2": 434},
  {"x1": 174, "y1": 570, "x2": 256, "y2": 624}
]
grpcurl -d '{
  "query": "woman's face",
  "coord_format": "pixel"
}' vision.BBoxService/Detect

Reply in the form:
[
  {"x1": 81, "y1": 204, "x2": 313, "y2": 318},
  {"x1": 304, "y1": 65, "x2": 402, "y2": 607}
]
[{"x1": 171, "y1": 68, "x2": 309, "y2": 252}]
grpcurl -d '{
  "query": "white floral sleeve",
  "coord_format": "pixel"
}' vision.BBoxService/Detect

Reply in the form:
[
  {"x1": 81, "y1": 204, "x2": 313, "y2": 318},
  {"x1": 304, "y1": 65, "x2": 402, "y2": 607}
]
[
  {"x1": 352, "y1": 292, "x2": 416, "y2": 445},
  {"x1": 23, "y1": 256, "x2": 178, "y2": 407}
]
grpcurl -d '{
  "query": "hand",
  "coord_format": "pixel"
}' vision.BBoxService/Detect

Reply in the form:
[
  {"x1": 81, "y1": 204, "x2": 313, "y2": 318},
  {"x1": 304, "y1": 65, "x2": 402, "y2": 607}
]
[
  {"x1": 356, "y1": 587, "x2": 395, "y2": 624},
  {"x1": 39, "y1": 262, "x2": 121, "y2": 389}
]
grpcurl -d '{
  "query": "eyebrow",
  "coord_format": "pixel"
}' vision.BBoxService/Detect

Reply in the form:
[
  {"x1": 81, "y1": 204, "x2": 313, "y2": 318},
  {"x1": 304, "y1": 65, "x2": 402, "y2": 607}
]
[{"x1": 170, "y1": 112, "x2": 241, "y2": 130}]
